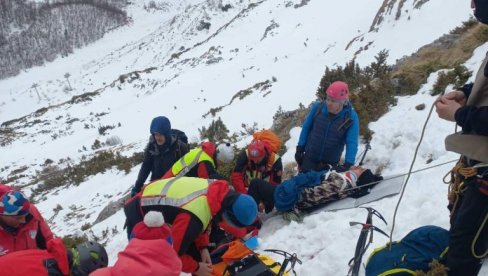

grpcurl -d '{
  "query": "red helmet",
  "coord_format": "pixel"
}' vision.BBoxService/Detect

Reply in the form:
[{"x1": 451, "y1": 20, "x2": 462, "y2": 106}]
[
  {"x1": 325, "y1": 81, "x2": 349, "y2": 100},
  {"x1": 247, "y1": 140, "x2": 266, "y2": 162}
]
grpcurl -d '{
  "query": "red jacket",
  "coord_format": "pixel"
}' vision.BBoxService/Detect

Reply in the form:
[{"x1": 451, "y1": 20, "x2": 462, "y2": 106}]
[
  {"x1": 231, "y1": 150, "x2": 283, "y2": 193},
  {"x1": 172, "y1": 179, "x2": 230, "y2": 273},
  {"x1": 0, "y1": 186, "x2": 53, "y2": 255},
  {"x1": 0, "y1": 238, "x2": 69, "y2": 276},
  {"x1": 90, "y1": 239, "x2": 181, "y2": 276},
  {"x1": 126, "y1": 179, "x2": 231, "y2": 274}
]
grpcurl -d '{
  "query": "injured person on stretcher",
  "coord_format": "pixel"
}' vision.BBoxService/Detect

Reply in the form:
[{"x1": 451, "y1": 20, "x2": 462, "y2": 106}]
[{"x1": 248, "y1": 166, "x2": 383, "y2": 222}]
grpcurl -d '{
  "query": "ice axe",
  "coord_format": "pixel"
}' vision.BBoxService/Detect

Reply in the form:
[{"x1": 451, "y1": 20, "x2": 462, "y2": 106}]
[
  {"x1": 347, "y1": 207, "x2": 388, "y2": 276},
  {"x1": 358, "y1": 142, "x2": 371, "y2": 166}
]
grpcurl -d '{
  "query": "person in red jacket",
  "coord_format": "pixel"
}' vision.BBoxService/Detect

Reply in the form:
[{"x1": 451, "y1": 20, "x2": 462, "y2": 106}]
[
  {"x1": 0, "y1": 184, "x2": 53, "y2": 255},
  {"x1": 163, "y1": 142, "x2": 234, "y2": 179},
  {"x1": 91, "y1": 211, "x2": 181, "y2": 276},
  {"x1": 231, "y1": 140, "x2": 283, "y2": 194},
  {"x1": 0, "y1": 237, "x2": 108, "y2": 276}
]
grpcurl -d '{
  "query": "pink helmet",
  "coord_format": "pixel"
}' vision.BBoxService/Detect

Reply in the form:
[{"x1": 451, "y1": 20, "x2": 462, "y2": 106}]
[{"x1": 325, "y1": 81, "x2": 349, "y2": 100}]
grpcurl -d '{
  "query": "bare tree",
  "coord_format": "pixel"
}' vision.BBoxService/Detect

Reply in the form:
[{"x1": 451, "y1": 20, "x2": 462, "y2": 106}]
[{"x1": 64, "y1": 72, "x2": 72, "y2": 90}]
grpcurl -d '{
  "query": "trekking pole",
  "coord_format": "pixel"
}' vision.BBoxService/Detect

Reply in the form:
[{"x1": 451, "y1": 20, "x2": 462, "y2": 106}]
[
  {"x1": 347, "y1": 207, "x2": 388, "y2": 276},
  {"x1": 358, "y1": 142, "x2": 371, "y2": 166}
]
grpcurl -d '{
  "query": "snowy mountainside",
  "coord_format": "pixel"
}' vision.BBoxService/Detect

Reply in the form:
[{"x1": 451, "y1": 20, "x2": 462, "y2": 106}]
[{"x1": 0, "y1": 0, "x2": 481, "y2": 273}]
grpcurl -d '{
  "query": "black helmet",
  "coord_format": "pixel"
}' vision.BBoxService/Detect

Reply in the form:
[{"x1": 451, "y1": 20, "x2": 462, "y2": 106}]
[{"x1": 70, "y1": 241, "x2": 108, "y2": 276}]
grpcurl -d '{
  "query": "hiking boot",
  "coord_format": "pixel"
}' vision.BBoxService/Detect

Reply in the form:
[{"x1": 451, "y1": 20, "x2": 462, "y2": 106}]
[{"x1": 282, "y1": 209, "x2": 303, "y2": 222}]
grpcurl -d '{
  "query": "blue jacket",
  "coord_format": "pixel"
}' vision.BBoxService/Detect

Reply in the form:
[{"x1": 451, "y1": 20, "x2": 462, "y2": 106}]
[
  {"x1": 274, "y1": 171, "x2": 323, "y2": 212},
  {"x1": 298, "y1": 102, "x2": 359, "y2": 165}
]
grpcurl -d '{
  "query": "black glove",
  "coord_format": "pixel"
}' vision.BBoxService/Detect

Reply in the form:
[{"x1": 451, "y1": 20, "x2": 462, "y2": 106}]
[
  {"x1": 295, "y1": 146, "x2": 305, "y2": 165},
  {"x1": 333, "y1": 163, "x2": 351, "y2": 172}
]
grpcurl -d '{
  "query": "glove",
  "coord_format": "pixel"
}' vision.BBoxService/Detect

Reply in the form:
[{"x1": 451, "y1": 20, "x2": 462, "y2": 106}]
[
  {"x1": 130, "y1": 186, "x2": 139, "y2": 197},
  {"x1": 343, "y1": 162, "x2": 353, "y2": 170},
  {"x1": 294, "y1": 146, "x2": 305, "y2": 165},
  {"x1": 333, "y1": 162, "x2": 353, "y2": 172}
]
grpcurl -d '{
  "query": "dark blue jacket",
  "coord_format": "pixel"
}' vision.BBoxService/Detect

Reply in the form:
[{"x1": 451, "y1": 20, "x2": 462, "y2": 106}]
[
  {"x1": 133, "y1": 135, "x2": 189, "y2": 193},
  {"x1": 274, "y1": 171, "x2": 323, "y2": 212},
  {"x1": 298, "y1": 101, "x2": 359, "y2": 165}
]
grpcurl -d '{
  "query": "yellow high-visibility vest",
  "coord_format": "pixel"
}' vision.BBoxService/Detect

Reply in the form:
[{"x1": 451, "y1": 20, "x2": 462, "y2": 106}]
[
  {"x1": 245, "y1": 149, "x2": 280, "y2": 181},
  {"x1": 141, "y1": 177, "x2": 213, "y2": 230},
  {"x1": 170, "y1": 148, "x2": 215, "y2": 177}
]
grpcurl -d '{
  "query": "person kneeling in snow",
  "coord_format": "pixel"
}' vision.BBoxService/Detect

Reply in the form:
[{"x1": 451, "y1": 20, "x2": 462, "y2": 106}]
[
  {"x1": 124, "y1": 177, "x2": 258, "y2": 276},
  {"x1": 248, "y1": 166, "x2": 382, "y2": 222},
  {"x1": 92, "y1": 211, "x2": 181, "y2": 276}
]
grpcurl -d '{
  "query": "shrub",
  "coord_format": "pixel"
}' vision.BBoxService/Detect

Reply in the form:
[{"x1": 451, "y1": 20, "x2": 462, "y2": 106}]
[
  {"x1": 105, "y1": 135, "x2": 123, "y2": 146},
  {"x1": 199, "y1": 117, "x2": 230, "y2": 143},
  {"x1": 62, "y1": 234, "x2": 89, "y2": 250},
  {"x1": 315, "y1": 50, "x2": 396, "y2": 141},
  {"x1": 31, "y1": 151, "x2": 144, "y2": 196},
  {"x1": 98, "y1": 125, "x2": 115, "y2": 135},
  {"x1": 432, "y1": 65, "x2": 471, "y2": 95}
]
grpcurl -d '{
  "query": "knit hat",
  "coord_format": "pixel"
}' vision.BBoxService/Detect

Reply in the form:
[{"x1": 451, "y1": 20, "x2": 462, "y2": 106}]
[
  {"x1": 132, "y1": 211, "x2": 172, "y2": 243},
  {"x1": 325, "y1": 81, "x2": 349, "y2": 100},
  {"x1": 216, "y1": 143, "x2": 235, "y2": 163},
  {"x1": 356, "y1": 169, "x2": 383, "y2": 187},
  {"x1": 0, "y1": 191, "x2": 30, "y2": 216},
  {"x1": 224, "y1": 194, "x2": 258, "y2": 228}
]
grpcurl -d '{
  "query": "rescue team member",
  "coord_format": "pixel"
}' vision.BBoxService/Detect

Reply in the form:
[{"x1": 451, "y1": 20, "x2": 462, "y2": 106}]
[{"x1": 124, "y1": 177, "x2": 258, "y2": 276}]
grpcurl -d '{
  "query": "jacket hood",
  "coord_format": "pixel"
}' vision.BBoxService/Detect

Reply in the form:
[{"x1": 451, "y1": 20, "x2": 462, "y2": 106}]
[
  {"x1": 201, "y1": 142, "x2": 217, "y2": 158},
  {"x1": 206, "y1": 180, "x2": 230, "y2": 216}
]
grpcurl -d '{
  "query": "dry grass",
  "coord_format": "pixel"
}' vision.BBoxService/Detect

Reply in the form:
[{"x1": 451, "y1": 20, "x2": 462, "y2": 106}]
[{"x1": 393, "y1": 21, "x2": 488, "y2": 95}]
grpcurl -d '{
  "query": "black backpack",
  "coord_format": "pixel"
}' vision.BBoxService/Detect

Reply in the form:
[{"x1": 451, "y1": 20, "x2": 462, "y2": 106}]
[
  {"x1": 171, "y1": 129, "x2": 188, "y2": 145},
  {"x1": 171, "y1": 129, "x2": 190, "y2": 158}
]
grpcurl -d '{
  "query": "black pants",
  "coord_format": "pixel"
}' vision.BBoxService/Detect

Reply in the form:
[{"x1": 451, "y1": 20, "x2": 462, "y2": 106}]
[
  {"x1": 300, "y1": 155, "x2": 335, "y2": 173},
  {"x1": 446, "y1": 177, "x2": 488, "y2": 276},
  {"x1": 248, "y1": 179, "x2": 276, "y2": 213}
]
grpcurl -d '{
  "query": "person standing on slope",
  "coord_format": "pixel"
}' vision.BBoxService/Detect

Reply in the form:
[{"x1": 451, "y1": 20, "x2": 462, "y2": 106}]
[
  {"x1": 130, "y1": 116, "x2": 189, "y2": 196},
  {"x1": 295, "y1": 81, "x2": 359, "y2": 173},
  {"x1": 435, "y1": 1, "x2": 488, "y2": 275}
]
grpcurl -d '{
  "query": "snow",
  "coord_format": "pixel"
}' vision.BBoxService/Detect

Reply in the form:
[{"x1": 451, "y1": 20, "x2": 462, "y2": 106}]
[{"x1": 0, "y1": 0, "x2": 486, "y2": 275}]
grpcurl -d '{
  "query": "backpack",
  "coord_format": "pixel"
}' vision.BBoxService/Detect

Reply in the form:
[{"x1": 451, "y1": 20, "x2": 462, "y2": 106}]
[
  {"x1": 171, "y1": 129, "x2": 188, "y2": 145},
  {"x1": 253, "y1": 129, "x2": 282, "y2": 153},
  {"x1": 365, "y1": 225, "x2": 449, "y2": 276},
  {"x1": 171, "y1": 129, "x2": 190, "y2": 157},
  {"x1": 211, "y1": 241, "x2": 290, "y2": 276}
]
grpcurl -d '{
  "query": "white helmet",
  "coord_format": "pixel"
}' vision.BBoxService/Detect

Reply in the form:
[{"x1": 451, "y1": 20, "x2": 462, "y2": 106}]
[{"x1": 216, "y1": 143, "x2": 234, "y2": 163}]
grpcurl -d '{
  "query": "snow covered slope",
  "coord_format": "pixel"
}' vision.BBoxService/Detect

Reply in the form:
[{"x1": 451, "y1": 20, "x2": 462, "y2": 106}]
[{"x1": 1, "y1": 0, "x2": 484, "y2": 274}]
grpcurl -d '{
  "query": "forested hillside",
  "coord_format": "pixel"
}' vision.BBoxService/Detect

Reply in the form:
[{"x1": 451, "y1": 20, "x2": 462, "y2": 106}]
[{"x1": 0, "y1": 0, "x2": 129, "y2": 79}]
